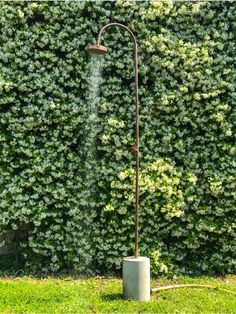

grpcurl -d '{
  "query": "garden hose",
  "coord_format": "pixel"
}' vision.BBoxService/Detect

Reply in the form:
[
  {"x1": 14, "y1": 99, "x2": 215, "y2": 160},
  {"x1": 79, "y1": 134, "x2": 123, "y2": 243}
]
[{"x1": 151, "y1": 284, "x2": 236, "y2": 295}]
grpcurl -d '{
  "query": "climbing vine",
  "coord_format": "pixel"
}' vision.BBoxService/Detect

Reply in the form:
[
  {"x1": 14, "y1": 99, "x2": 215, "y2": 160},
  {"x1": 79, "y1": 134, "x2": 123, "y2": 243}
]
[{"x1": 0, "y1": 1, "x2": 235, "y2": 275}]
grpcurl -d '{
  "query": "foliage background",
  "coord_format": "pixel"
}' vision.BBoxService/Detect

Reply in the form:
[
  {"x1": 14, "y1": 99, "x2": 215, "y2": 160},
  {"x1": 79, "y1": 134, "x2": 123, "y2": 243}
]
[{"x1": 0, "y1": 0, "x2": 235, "y2": 275}]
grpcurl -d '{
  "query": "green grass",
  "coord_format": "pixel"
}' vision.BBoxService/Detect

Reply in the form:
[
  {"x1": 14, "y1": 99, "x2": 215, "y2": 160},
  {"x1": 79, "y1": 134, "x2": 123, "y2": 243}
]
[{"x1": 0, "y1": 276, "x2": 235, "y2": 313}]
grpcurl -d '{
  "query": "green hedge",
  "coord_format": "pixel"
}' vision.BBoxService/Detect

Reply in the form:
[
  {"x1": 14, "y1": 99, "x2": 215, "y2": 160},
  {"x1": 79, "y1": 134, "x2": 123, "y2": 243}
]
[{"x1": 0, "y1": 1, "x2": 235, "y2": 275}]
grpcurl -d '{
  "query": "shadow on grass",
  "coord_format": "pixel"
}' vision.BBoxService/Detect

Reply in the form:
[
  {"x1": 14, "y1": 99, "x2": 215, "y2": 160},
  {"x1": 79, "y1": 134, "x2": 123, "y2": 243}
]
[{"x1": 101, "y1": 293, "x2": 123, "y2": 301}]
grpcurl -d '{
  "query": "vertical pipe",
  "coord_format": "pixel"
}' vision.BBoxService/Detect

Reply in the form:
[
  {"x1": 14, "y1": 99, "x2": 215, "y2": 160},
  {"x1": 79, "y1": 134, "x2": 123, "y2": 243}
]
[{"x1": 134, "y1": 43, "x2": 139, "y2": 258}]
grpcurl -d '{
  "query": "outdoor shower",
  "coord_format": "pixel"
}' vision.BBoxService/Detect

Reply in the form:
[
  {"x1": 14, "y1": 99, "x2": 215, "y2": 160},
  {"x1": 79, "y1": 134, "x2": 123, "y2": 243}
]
[{"x1": 86, "y1": 23, "x2": 150, "y2": 301}]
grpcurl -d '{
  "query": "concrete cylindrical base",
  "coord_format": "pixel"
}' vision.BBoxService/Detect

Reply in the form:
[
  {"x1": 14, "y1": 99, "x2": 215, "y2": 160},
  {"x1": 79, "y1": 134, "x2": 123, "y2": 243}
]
[{"x1": 123, "y1": 256, "x2": 150, "y2": 301}]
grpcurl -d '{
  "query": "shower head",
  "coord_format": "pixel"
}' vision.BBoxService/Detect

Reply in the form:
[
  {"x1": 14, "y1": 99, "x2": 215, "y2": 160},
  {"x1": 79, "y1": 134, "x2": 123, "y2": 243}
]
[{"x1": 86, "y1": 44, "x2": 108, "y2": 54}]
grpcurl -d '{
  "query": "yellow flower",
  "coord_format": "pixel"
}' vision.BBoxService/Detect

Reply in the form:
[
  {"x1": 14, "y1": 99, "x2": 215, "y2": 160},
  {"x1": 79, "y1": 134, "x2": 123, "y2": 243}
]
[
  {"x1": 31, "y1": 2, "x2": 39, "y2": 8},
  {"x1": 18, "y1": 9, "x2": 24, "y2": 18},
  {"x1": 104, "y1": 204, "x2": 114, "y2": 212}
]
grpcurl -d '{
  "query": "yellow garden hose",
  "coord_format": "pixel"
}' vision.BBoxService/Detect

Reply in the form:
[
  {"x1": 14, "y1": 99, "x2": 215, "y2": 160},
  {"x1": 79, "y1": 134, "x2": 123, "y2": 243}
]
[{"x1": 151, "y1": 284, "x2": 236, "y2": 295}]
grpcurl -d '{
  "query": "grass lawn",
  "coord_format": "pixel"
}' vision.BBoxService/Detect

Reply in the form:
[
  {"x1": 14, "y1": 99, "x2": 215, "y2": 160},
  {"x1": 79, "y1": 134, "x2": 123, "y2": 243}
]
[{"x1": 0, "y1": 275, "x2": 235, "y2": 313}]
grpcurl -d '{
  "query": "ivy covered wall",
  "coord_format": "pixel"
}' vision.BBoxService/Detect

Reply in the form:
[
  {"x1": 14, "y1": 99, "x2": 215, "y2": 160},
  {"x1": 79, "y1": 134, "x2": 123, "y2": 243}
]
[{"x1": 0, "y1": 1, "x2": 235, "y2": 275}]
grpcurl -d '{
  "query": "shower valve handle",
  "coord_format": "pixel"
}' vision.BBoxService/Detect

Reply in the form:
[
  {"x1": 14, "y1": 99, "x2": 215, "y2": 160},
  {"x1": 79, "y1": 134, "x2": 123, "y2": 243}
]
[{"x1": 131, "y1": 146, "x2": 139, "y2": 155}]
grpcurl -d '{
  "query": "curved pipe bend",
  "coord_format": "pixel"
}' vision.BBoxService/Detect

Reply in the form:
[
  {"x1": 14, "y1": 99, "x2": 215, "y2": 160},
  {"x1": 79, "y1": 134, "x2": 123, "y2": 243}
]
[{"x1": 97, "y1": 23, "x2": 137, "y2": 47}]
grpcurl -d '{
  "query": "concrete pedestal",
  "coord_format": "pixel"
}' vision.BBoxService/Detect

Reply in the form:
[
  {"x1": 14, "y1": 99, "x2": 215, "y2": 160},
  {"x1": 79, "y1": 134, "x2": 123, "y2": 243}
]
[{"x1": 123, "y1": 256, "x2": 150, "y2": 301}]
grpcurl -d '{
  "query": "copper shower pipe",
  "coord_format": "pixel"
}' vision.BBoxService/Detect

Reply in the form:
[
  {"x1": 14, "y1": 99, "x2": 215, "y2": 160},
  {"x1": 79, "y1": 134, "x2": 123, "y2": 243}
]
[{"x1": 87, "y1": 23, "x2": 140, "y2": 258}]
